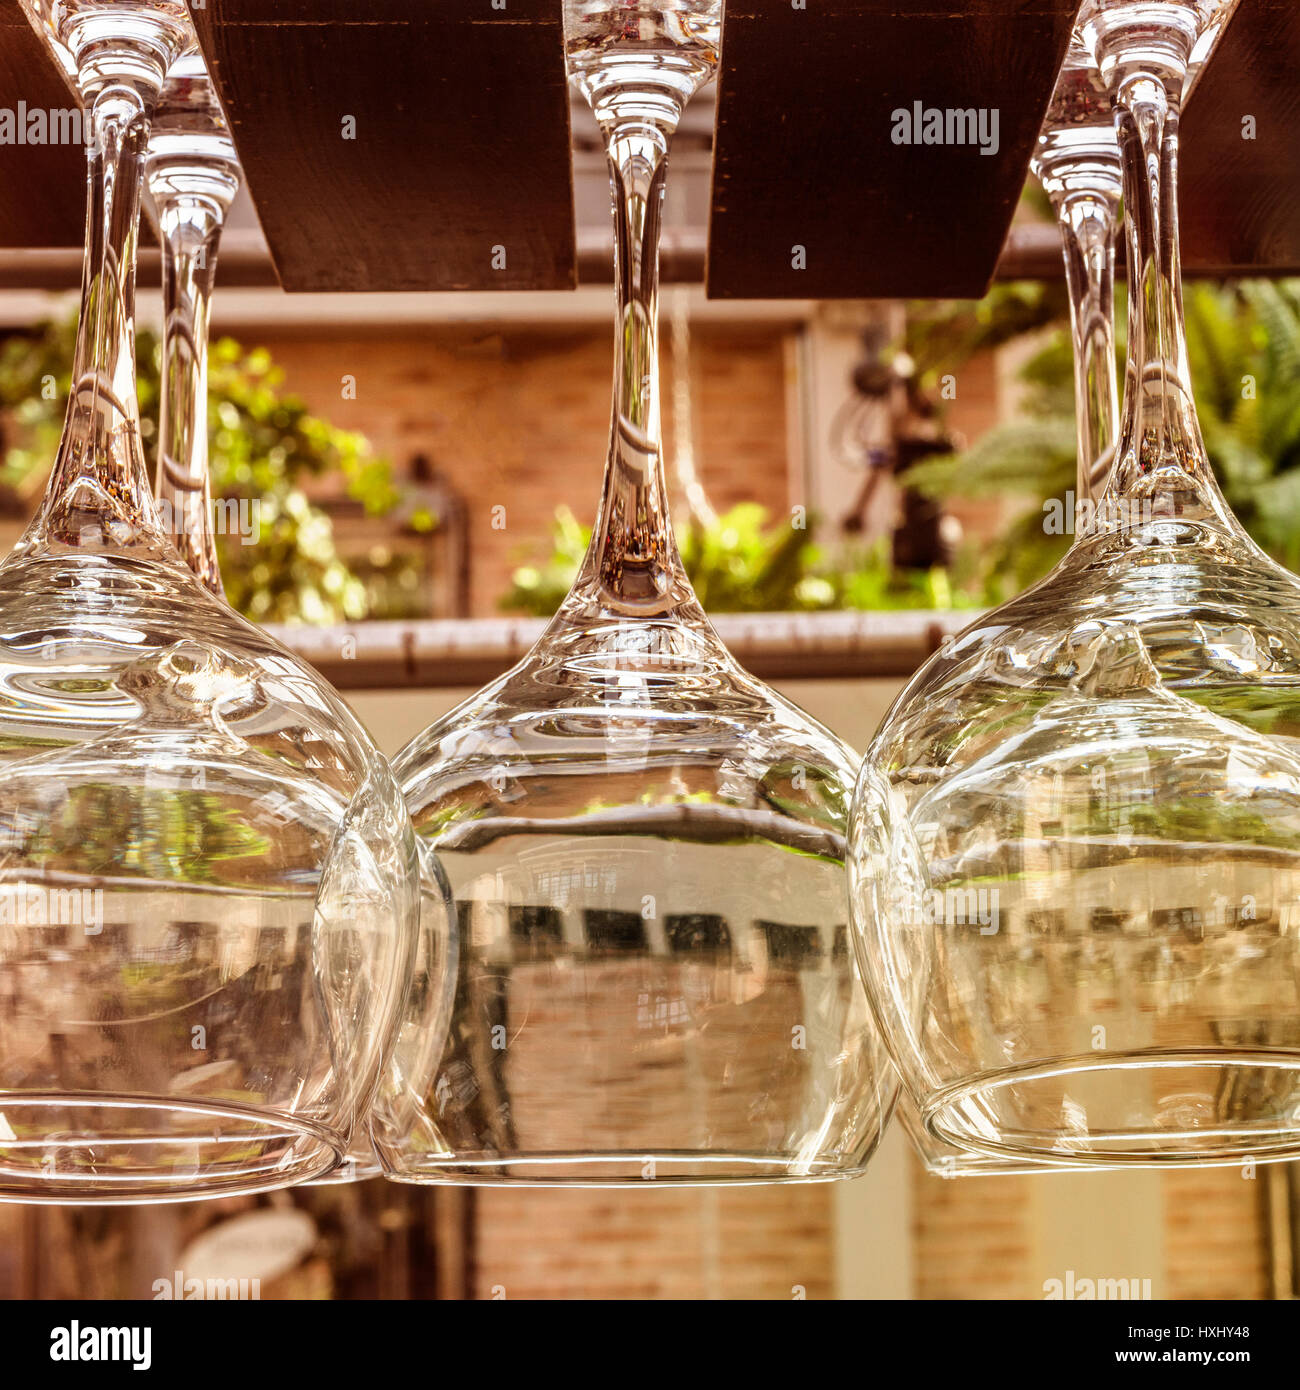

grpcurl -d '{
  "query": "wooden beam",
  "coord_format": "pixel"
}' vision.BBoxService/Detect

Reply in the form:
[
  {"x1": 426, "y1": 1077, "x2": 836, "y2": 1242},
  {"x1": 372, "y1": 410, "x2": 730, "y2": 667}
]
[
  {"x1": 0, "y1": 2, "x2": 1296, "y2": 291},
  {"x1": 706, "y1": 0, "x2": 1079, "y2": 300},
  {"x1": 0, "y1": 0, "x2": 85, "y2": 248},
  {"x1": 1182, "y1": 0, "x2": 1300, "y2": 276},
  {"x1": 191, "y1": 1, "x2": 576, "y2": 293}
]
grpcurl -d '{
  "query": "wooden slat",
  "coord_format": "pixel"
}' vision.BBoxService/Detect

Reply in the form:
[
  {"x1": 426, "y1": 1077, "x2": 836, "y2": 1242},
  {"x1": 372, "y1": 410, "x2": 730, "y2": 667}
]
[
  {"x1": 1182, "y1": 0, "x2": 1300, "y2": 276},
  {"x1": 706, "y1": 0, "x2": 1079, "y2": 300},
  {"x1": 191, "y1": 1, "x2": 575, "y2": 293},
  {"x1": 0, "y1": 0, "x2": 84, "y2": 247}
]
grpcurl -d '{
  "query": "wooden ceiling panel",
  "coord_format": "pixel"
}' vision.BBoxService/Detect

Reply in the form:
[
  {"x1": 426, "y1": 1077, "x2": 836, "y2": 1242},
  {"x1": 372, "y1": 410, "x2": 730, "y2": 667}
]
[
  {"x1": 192, "y1": 1, "x2": 576, "y2": 293},
  {"x1": 0, "y1": 1, "x2": 85, "y2": 248},
  {"x1": 707, "y1": 1, "x2": 1079, "y2": 300},
  {"x1": 1181, "y1": 0, "x2": 1300, "y2": 276},
  {"x1": 0, "y1": 1, "x2": 1296, "y2": 293}
]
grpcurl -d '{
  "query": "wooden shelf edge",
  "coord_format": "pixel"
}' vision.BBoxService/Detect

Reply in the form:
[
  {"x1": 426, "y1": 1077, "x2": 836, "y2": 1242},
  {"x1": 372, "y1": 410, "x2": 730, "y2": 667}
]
[{"x1": 267, "y1": 609, "x2": 972, "y2": 691}]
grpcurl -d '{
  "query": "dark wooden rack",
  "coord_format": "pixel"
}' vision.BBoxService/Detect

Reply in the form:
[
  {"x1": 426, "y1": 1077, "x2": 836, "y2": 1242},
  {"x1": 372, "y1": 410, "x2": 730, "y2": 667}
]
[
  {"x1": 0, "y1": 0, "x2": 1295, "y2": 293},
  {"x1": 1181, "y1": 0, "x2": 1300, "y2": 276},
  {"x1": 707, "y1": 0, "x2": 1078, "y2": 299},
  {"x1": 191, "y1": 0, "x2": 576, "y2": 293},
  {"x1": 0, "y1": 2, "x2": 82, "y2": 249}
]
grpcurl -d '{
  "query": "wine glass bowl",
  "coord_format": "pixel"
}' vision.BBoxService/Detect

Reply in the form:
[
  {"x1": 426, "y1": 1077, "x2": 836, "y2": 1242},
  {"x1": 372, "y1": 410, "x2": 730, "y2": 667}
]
[
  {"x1": 0, "y1": 554, "x2": 418, "y2": 1201},
  {"x1": 856, "y1": 561, "x2": 1300, "y2": 1167},
  {"x1": 382, "y1": 620, "x2": 890, "y2": 1184}
]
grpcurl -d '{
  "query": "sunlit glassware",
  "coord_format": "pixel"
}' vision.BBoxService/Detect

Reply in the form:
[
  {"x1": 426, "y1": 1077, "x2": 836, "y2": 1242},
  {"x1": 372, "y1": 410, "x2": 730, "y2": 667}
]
[
  {"x1": 144, "y1": 47, "x2": 431, "y2": 1189},
  {"x1": 145, "y1": 49, "x2": 237, "y2": 598},
  {"x1": 372, "y1": 0, "x2": 895, "y2": 1186},
  {"x1": 0, "y1": 0, "x2": 418, "y2": 1203},
  {"x1": 897, "y1": 29, "x2": 1126, "y2": 1178},
  {"x1": 850, "y1": 0, "x2": 1300, "y2": 1171}
]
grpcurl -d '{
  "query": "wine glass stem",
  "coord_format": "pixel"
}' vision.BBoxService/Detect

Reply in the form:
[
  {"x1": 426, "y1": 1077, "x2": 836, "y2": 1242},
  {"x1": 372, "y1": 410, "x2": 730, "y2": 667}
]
[
  {"x1": 576, "y1": 99, "x2": 692, "y2": 615},
  {"x1": 154, "y1": 192, "x2": 229, "y2": 596},
  {"x1": 1058, "y1": 191, "x2": 1120, "y2": 504},
  {"x1": 1105, "y1": 50, "x2": 1211, "y2": 503},
  {"x1": 35, "y1": 80, "x2": 161, "y2": 549}
]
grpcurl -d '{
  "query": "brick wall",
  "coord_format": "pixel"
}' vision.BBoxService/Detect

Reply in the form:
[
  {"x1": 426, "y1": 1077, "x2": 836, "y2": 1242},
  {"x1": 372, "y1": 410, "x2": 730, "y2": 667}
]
[
  {"x1": 472, "y1": 1184, "x2": 834, "y2": 1300},
  {"x1": 1163, "y1": 1168, "x2": 1270, "y2": 1300},
  {"x1": 912, "y1": 1157, "x2": 1273, "y2": 1300},
  {"x1": 248, "y1": 324, "x2": 793, "y2": 617},
  {"x1": 912, "y1": 1161, "x2": 1038, "y2": 1300}
]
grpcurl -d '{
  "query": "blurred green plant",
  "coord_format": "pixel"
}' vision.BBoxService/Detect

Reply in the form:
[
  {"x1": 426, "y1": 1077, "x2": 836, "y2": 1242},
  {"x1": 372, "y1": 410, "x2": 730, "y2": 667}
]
[
  {"x1": 504, "y1": 502, "x2": 990, "y2": 617},
  {"x1": 903, "y1": 279, "x2": 1070, "y2": 397},
  {"x1": 904, "y1": 279, "x2": 1300, "y2": 594},
  {"x1": 0, "y1": 315, "x2": 403, "y2": 624}
]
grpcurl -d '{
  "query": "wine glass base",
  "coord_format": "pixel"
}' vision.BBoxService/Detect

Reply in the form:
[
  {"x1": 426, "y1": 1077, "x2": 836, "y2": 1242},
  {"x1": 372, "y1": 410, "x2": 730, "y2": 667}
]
[
  {"x1": 304, "y1": 1156, "x2": 384, "y2": 1186},
  {"x1": 380, "y1": 1150, "x2": 872, "y2": 1187},
  {"x1": 915, "y1": 1154, "x2": 1097, "y2": 1178},
  {"x1": 926, "y1": 1049, "x2": 1300, "y2": 1168},
  {"x1": 898, "y1": 1097, "x2": 1101, "y2": 1177},
  {"x1": 0, "y1": 1092, "x2": 343, "y2": 1204}
]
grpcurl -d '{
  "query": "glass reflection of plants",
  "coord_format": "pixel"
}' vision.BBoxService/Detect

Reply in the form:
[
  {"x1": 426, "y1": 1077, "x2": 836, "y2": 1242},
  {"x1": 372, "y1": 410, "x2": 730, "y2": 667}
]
[{"x1": 0, "y1": 316, "x2": 402, "y2": 624}]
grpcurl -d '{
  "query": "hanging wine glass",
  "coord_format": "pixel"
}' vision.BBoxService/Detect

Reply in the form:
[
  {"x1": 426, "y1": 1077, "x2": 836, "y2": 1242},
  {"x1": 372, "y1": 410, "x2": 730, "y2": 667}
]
[
  {"x1": 850, "y1": 0, "x2": 1300, "y2": 1170},
  {"x1": 896, "y1": 29, "x2": 1125, "y2": 1179},
  {"x1": 143, "y1": 48, "x2": 418, "y2": 1188},
  {"x1": 893, "y1": 10, "x2": 1219, "y2": 1178},
  {"x1": 372, "y1": 0, "x2": 894, "y2": 1186},
  {"x1": 0, "y1": 0, "x2": 419, "y2": 1202},
  {"x1": 145, "y1": 50, "x2": 237, "y2": 598},
  {"x1": 1033, "y1": 34, "x2": 1123, "y2": 509}
]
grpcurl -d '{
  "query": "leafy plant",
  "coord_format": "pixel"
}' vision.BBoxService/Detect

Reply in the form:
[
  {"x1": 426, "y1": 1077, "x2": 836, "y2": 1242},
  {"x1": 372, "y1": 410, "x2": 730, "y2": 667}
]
[
  {"x1": 904, "y1": 279, "x2": 1300, "y2": 592},
  {"x1": 504, "y1": 503, "x2": 991, "y2": 617},
  {"x1": 0, "y1": 315, "x2": 403, "y2": 624},
  {"x1": 502, "y1": 505, "x2": 590, "y2": 616},
  {"x1": 678, "y1": 502, "x2": 822, "y2": 613}
]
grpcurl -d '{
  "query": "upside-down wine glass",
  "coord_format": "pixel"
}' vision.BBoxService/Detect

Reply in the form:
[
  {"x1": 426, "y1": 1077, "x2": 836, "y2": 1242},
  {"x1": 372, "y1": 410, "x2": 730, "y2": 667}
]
[
  {"x1": 372, "y1": 0, "x2": 895, "y2": 1185},
  {"x1": 891, "y1": 10, "x2": 1218, "y2": 1178},
  {"x1": 0, "y1": 0, "x2": 418, "y2": 1202},
  {"x1": 896, "y1": 29, "x2": 1126, "y2": 1178},
  {"x1": 851, "y1": 0, "x2": 1300, "y2": 1170},
  {"x1": 145, "y1": 49, "x2": 237, "y2": 598},
  {"x1": 145, "y1": 47, "x2": 434, "y2": 1188}
]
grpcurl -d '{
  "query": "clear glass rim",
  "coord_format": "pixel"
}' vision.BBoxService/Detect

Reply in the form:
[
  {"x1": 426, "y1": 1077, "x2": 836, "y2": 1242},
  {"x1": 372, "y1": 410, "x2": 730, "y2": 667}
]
[
  {"x1": 379, "y1": 1149, "x2": 875, "y2": 1188},
  {"x1": 0, "y1": 1091, "x2": 344, "y2": 1204},
  {"x1": 925, "y1": 1049, "x2": 1300, "y2": 1169}
]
